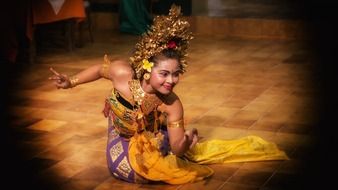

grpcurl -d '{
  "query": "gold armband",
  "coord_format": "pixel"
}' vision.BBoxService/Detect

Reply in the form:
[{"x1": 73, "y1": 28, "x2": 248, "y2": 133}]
[
  {"x1": 167, "y1": 119, "x2": 184, "y2": 128},
  {"x1": 69, "y1": 76, "x2": 79, "y2": 88},
  {"x1": 100, "y1": 54, "x2": 111, "y2": 79}
]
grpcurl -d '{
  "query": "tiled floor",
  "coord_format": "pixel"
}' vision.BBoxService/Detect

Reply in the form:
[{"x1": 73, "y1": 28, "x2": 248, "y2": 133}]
[{"x1": 4, "y1": 29, "x2": 319, "y2": 189}]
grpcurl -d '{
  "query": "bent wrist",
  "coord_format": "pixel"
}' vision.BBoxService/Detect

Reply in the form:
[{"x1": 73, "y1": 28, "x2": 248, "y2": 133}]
[{"x1": 69, "y1": 76, "x2": 79, "y2": 88}]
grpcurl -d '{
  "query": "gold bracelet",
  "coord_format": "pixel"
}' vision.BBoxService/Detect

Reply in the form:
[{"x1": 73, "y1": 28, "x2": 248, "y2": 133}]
[
  {"x1": 69, "y1": 76, "x2": 79, "y2": 88},
  {"x1": 100, "y1": 54, "x2": 111, "y2": 79},
  {"x1": 167, "y1": 119, "x2": 184, "y2": 128}
]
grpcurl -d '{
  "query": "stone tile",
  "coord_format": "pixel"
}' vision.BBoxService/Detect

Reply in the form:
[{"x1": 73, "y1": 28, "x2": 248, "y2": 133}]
[
  {"x1": 44, "y1": 160, "x2": 87, "y2": 178},
  {"x1": 262, "y1": 172, "x2": 305, "y2": 189},
  {"x1": 179, "y1": 178, "x2": 225, "y2": 190},
  {"x1": 71, "y1": 165, "x2": 111, "y2": 181},
  {"x1": 27, "y1": 119, "x2": 67, "y2": 131},
  {"x1": 219, "y1": 182, "x2": 259, "y2": 190},
  {"x1": 63, "y1": 148, "x2": 107, "y2": 166},
  {"x1": 36, "y1": 141, "x2": 84, "y2": 160},
  {"x1": 249, "y1": 120, "x2": 284, "y2": 132},
  {"x1": 138, "y1": 182, "x2": 180, "y2": 190},
  {"x1": 94, "y1": 178, "x2": 141, "y2": 190},
  {"x1": 241, "y1": 161, "x2": 283, "y2": 173},
  {"x1": 31, "y1": 131, "x2": 74, "y2": 147},
  {"x1": 208, "y1": 164, "x2": 239, "y2": 181},
  {"x1": 60, "y1": 179, "x2": 103, "y2": 190},
  {"x1": 228, "y1": 168, "x2": 272, "y2": 187},
  {"x1": 195, "y1": 107, "x2": 240, "y2": 126}
]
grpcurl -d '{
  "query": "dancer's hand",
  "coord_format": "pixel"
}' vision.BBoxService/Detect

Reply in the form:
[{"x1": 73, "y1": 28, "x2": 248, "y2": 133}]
[
  {"x1": 184, "y1": 128, "x2": 199, "y2": 149},
  {"x1": 48, "y1": 68, "x2": 71, "y2": 89}
]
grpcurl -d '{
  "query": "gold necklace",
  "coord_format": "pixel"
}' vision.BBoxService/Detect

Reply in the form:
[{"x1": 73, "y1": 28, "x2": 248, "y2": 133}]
[{"x1": 128, "y1": 80, "x2": 163, "y2": 115}]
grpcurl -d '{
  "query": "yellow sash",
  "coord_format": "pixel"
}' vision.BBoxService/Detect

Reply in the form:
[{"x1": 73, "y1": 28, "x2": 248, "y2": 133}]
[{"x1": 128, "y1": 133, "x2": 288, "y2": 184}]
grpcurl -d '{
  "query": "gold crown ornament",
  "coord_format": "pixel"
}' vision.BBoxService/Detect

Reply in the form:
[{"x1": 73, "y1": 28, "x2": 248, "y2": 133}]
[{"x1": 130, "y1": 4, "x2": 194, "y2": 79}]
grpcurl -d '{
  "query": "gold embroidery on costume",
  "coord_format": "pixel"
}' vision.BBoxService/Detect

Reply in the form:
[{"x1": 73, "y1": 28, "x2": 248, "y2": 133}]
[
  {"x1": 142, "y1": 94, "x2": 163, "y2": 115},
  {"x1": 117, "y1": 157, "x2": 132, "y2": 178},
  {"x1": 168, "y1": 119, "x2": 184, "y2": 128},
  {"x1": 129, "y1": 80, "x2": 145, "y2": 106},
  {"x1": 110, "y1": 141, "x2": 123, "y2": 162},
  {"x1": 113, "y1": 117, "x2": 135, "y2": 137},
  {"x1": 106, "y1": 79, "x2": 163, "y2": 137},
  {"x1": 108, "y1": 128, "x2": 120, "y2": 144},
  {"x1": 128, "y1": 80, "x2": 162, "y2": 115},
  {"x1": 128, "y1": 80, "x2": 163, "y2": 134},
  {"x1": 123, "y1": 110, "x2": 134, "y2": 122}
]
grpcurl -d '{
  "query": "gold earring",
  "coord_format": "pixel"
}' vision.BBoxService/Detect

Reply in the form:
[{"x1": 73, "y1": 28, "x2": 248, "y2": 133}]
[{"x1": 143, "y1": 73, "x2": 150, "y2": 80}]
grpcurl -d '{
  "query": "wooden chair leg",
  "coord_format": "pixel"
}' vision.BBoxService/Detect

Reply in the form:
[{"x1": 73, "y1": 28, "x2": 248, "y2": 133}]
[
  {"x1": 28, "y1": 27, "x2": 36, "y2": 64},
  {"x1": 64, "y1": 19, "x2": 75, "y2": 52},
  {"x1": 88, "y1": 16, "x2": 94, "y2": 43},
  {"x1": 85, "y1": 5, "x2": 94, "y2": 43},
  {"x1": 76, "y1": 10, "x2": 94, "y2": 47}
]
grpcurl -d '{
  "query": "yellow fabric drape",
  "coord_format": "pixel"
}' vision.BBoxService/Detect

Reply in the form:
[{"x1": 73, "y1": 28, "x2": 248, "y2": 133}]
[
  {"x1": 186, "y1": 135, "x2": 289, "y2": 164},
  {"x1": 129, "y1": 133, "x2": 288, "y2": 184},
  {"x1": 128, "y1": 132, "x2": 214, "y2": 184}
]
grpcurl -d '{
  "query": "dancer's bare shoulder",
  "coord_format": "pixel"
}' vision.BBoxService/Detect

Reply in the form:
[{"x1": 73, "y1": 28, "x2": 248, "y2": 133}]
[{"x1": 109, "y1": 59, "x2": 134, "y2": 82}]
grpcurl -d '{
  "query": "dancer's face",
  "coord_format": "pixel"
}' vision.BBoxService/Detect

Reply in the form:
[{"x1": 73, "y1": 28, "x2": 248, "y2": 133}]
[{"x1": 149, "y1": 58, "x2": 181, "y2": 95}]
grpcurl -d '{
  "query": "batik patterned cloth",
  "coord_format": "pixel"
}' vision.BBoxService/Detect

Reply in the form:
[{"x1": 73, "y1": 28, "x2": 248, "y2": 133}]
[{"x1": 106, "y1": 124, "x2": 135, "y2": 182}]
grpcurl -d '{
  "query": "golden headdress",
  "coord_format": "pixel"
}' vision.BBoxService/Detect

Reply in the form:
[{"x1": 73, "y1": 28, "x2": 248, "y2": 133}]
[{"x1": 130, "y1": 4, "x2": 194, "y2": 79}]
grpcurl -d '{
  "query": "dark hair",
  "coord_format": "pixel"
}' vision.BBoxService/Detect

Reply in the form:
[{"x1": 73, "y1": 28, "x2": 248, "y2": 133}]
[
  {"x1": 161, "y1": 49, "x2": 181, "y2": 60},
  {"x1": 149, "y1": 49, "x2": 182, "y2": 69}
]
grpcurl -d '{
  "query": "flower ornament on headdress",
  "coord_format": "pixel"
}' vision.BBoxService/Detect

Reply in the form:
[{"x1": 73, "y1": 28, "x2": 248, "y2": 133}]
[
  {"x1": 142, "y1": 59, "x2": 154, "y2": 72},
  {"x1": 167, "y1": 40, "x2": 177, "y2": 49},
  {"x1": 130, "y1": 4, "x2": 194, "y2": 79}
]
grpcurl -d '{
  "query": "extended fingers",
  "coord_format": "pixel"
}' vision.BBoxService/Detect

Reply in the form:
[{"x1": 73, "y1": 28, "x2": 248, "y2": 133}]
[
  {"x1": 49, "y1": 68, "x2": 62, "y2": 80},
  {"x1": 49, "y1": 67, "x2": 60, "y2": 76},
  {"x1": 184, "y1": 131, "x2": 194, "y2": 141},
  {"x1": 185, "y1": 129, "x2": 198, "y2": 137},
  {"x1": 49, "y1": 70, "x2": 67, "y2": 82},
  {"x1": 49, "y1": 75, "x2": 61, "y2": 80},
  {"x1": 192, "y1": 128, "x2": 198, "y2": 136}
]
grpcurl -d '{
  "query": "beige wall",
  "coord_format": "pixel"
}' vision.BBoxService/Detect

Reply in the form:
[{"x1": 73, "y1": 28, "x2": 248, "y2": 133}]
[{"x1": 89, "y1": 1, "x2": 308, "y2": 40}]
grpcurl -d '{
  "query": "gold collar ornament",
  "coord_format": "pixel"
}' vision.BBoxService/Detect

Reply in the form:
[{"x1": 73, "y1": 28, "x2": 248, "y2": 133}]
[
  {"x1": 130, "y1": 4, "x2": 194, "y2": 79},
  {"x1": 128, "y1": 80, "x2": 163, "y2": 115}
]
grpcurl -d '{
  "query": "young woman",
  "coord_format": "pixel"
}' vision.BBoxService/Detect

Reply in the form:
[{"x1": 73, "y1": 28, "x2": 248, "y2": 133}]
[{"x1": 49, "y1": 5, "x2": 288, "y2": 184}]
